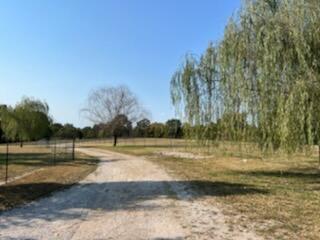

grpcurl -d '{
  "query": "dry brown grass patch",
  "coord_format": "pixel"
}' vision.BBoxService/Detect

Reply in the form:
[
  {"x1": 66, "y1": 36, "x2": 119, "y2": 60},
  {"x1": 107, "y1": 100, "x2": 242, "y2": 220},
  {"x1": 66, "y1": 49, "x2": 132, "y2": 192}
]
[{"x1": 0, "y1": 153, "x2": 98, "y2": 211}]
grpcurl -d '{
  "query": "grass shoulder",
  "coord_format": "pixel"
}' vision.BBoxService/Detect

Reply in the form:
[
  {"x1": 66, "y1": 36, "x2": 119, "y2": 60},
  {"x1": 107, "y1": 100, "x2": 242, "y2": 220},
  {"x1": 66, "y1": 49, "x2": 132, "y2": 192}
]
[{"x1": 96, "y1": 144, "x2": 320, "y2": 240}]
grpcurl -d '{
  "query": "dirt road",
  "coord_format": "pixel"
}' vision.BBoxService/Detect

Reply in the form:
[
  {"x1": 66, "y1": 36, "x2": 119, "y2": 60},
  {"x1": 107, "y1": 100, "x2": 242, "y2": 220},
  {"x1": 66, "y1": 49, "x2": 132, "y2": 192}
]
[{"x1": 0, "y1": 148, "x2": 261, "y2": 240}]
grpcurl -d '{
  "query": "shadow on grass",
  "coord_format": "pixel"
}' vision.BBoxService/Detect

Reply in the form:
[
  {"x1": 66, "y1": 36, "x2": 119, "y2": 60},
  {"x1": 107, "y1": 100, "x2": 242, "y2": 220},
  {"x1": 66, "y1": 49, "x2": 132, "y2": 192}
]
[
  {"x1": 0, "y1": 179, "x2": 267, "y2": 229},
  {"x1": 188, "y1": 181, "x2": 268, "y2": 196},
  {"x1": 0, "y1": 152, "x2": 51, "y2": 162},
  {"x1": 244, "y1": 169, "x2": 320, "y2": 182},
  {"x1": 0, "y1": 152, "x2": 96, "y2": 167},
  {"x1": 238, "y1": 169, "x2": 320, "y2": 191}
]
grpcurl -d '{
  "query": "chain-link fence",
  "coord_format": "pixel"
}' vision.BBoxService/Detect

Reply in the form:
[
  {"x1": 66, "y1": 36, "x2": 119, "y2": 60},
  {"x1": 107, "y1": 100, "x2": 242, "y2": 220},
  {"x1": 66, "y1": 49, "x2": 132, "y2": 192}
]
[{"x1": 0, "y1": 139, "x2": 75, "y2": 185}]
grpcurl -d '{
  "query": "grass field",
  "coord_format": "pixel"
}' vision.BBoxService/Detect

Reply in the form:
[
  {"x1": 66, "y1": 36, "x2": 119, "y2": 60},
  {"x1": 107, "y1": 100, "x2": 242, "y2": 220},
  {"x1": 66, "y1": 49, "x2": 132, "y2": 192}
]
[
  {"x1": 0, "y1": 143, "x2": 73, "y2": 183},
  {"x1": 90, "y1": 139, "x2": 320, "y2": 240},
  {"x1": 0, "y1": 143, "x2": 98, "y2": 211}
]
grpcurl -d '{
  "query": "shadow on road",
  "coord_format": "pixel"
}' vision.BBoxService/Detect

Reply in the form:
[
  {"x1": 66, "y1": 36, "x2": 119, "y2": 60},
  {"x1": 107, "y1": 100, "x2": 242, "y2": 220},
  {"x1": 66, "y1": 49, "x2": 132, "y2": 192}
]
[{"x1": 0, "y1": 179, "x2": 267, "y2": 229}]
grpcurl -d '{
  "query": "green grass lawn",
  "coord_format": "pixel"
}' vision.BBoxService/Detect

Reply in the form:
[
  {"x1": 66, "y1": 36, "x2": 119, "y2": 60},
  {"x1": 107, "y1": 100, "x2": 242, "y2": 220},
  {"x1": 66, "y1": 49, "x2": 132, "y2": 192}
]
[{"x1": 93, "y1": 144, "x2": 320, "y2": 240}]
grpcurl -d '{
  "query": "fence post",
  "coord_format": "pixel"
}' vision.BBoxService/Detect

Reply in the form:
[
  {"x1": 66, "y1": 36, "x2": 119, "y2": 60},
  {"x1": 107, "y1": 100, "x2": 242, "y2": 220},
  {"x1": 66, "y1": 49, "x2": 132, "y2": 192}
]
[
  {"x1": 53, "y1": 140, "x2": 56, "y2": 165},
  {"x1": 5, "y1": 142, "x2": 9, "y2": 184},
  {"x1": 318, "y1": 143, "x2": 320, "y2": 170},
  {"x1": 72, "y1": 138, "x2": 75, "y2": 160}
]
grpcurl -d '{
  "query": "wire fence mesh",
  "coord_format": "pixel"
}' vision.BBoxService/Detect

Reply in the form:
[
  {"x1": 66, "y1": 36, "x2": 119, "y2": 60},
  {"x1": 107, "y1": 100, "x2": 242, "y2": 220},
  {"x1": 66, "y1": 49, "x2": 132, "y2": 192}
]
[{"x1": 0, "y1": 139, "x2": 75, "y2": 185}]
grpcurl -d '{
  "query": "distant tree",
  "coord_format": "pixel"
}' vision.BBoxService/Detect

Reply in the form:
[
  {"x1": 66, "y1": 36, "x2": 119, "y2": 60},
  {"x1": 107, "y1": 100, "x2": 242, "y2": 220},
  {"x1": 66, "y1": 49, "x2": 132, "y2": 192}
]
[
  {"x1": 83, "y1": 85, "x2": 147, "y2": 146},
  {"x1": 134, "y1": 118, "x2": 151, "y2": 137},
  {"x1": 50, "y1": 123, "x2": 63, "y2": 138},
  {"x1": 0, "y1": 105, "x2": 19, "y2": 142},
  {"x1": 0, "y1": 98, "x2": 51, "y2": 145},
  {"x1": 56, "y1": 124, "x2": 82, "y2": 139},
  {"x1": 109, "y1": 114, "x2": 132, "y2": 146},
  {"x1": 183, "y1": 123, "x2": 218, "y2": 141},
  {"x1": 0, "y1": 105, "x2": 8, "y2": 142},
  {"x1": 0, "y1": 126, "x2": 3, "y2": 142},
  {"x1": 93, "y1": 123, "x2": 112, "y2": 138},
  {"x1": 166, "y1": 119, "x2": 182, "y2": 138},
  {"x1": 14, "y1": 98, "x2": 51, "y2": 144},
  {"x1": 81, "y1": 126, "x2": 97, "y2": 139},
  {"x1": 148, "y1": 122, "x2": 166, "y2": 138}
]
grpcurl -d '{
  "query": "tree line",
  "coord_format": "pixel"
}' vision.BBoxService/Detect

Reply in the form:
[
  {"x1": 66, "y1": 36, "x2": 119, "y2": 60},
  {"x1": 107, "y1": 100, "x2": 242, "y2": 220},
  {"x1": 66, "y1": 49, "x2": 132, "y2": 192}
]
[
  {"x1": 0, "y1": 96, "x2": 184, "y2": 144},
  {"x1": 171, "y1": 0, "x2": 320, "y2": 153},
  {"x1": 77, "y1": 118, "x2": 183, "y2": 140}
]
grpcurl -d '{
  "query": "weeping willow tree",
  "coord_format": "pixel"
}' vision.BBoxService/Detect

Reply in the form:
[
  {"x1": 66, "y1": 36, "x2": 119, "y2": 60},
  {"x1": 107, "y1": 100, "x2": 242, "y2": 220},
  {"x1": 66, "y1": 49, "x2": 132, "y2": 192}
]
[
  {"x1": 171, "y1": 0, "x2": 320, "y2": 157},
  {"x1": 171, "y1": 46, "x2": 221, "y2": 143}
]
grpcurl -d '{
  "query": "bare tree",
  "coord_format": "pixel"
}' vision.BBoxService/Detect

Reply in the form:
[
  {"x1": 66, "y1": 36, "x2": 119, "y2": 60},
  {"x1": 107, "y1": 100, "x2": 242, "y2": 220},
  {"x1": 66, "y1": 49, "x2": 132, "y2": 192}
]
[{"x1": 82, "y1": 85, "x2": 147, "y2": 146}]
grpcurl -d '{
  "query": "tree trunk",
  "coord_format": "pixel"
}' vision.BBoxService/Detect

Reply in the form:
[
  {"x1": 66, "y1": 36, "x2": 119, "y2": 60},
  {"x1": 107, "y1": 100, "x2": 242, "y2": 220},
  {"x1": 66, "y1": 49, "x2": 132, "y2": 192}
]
[{"x1": 113, "y1": 135, "x2": 118, "y2": 147}]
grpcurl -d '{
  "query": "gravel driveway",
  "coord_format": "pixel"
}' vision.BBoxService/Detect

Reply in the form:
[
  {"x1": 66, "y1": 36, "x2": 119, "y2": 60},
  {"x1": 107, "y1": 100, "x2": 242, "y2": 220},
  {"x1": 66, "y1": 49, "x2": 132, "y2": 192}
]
[{"x1": 0, "y1": 148, "x2": 261, "y2": 240}]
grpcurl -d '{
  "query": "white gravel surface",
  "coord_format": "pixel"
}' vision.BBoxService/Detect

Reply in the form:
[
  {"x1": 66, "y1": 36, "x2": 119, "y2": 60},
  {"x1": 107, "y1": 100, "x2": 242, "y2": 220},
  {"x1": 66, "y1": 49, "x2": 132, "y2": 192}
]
[{"x1": 0, "y1": 148, "x2": 262, "y2": 240}]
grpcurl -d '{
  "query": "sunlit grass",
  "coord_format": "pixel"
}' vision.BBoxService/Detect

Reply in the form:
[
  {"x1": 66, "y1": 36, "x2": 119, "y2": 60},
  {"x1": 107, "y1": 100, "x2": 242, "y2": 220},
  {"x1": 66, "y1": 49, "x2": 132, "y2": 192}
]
[{"x1": 91, "y1": 139, "x2": 320, "y2": 240}]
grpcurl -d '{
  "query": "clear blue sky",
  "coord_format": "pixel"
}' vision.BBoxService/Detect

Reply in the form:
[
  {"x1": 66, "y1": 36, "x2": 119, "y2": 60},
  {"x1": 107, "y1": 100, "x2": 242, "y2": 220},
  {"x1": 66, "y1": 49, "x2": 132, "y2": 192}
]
[{"x1": 0, "y1": 0, "x2": 241, "y2": 127}]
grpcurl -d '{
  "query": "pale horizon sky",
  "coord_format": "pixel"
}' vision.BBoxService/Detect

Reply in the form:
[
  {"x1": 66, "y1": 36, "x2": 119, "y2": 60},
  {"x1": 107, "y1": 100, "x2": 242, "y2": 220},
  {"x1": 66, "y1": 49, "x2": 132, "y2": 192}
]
[{"x1": 0, "y1": 0, "x2": 241, "y2": 127}]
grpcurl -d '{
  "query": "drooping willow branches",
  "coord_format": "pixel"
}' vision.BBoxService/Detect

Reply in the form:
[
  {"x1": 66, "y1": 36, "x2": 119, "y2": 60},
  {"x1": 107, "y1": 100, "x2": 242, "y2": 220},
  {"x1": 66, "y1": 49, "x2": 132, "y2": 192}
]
[{"x1": 171, "y1": 0, "x2": 320, "y2": 153}]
